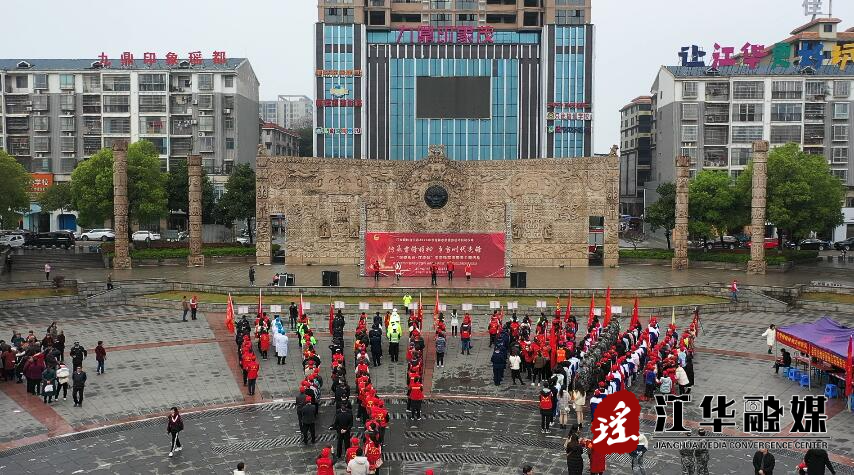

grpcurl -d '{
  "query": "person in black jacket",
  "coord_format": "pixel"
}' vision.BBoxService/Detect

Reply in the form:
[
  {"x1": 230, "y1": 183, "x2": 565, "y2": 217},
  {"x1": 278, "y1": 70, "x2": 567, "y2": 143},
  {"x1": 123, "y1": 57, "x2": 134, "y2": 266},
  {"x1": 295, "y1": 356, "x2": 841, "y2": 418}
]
[
  {"x1": 752, "y1": 448, "x2": 775, "y2": 475},
  {"x1": 804, "y1": 448, "x2": 836, "y2": 475},
  {"x1": 69, "y1": 342, "x2": 87, "y2": 370},
  {"x1": 300, "y1": 396, "x2": 318, "y2": 444},
  {"x1": 289, "y1": 302, "x2": 298, "y2": 330},
  {"x1": 773, "y1": 349, "x2": 792, "y2": 374},
  {"x1": 565, "y1": 431, "x2": 584, "y2": 475},
  {"x1": 333, "y1": 403, "x2": 353, "y2": 459},
  {"x1": 369, "y1": 324, "x2": 383, "y2": 367}
]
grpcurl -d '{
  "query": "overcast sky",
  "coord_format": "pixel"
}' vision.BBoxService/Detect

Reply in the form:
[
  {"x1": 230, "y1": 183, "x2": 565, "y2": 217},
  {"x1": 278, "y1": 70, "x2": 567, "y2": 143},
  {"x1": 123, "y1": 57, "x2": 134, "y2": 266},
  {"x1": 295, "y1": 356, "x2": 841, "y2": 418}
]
[{"x1": 5, "y1": 0, "x2": 852, "y2": 154}]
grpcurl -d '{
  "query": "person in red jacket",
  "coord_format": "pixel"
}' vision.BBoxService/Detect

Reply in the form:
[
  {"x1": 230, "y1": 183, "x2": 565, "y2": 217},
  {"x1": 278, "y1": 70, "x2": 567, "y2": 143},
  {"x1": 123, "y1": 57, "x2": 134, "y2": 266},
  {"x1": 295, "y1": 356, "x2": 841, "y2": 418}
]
[
  {"x1": 539, "y1": 386, "x2": 554, "y2": 433},
  {"x1": 587, "y1": 438, "x2": 607, "y2": 474},
  {"x1": 465, "y1": 263, "x2": 472, "y2": 281},
  {"x1": 345, "y1": 436, "x2": 360, "y2": 463},
  {"x1": 409, "y1": 377, "x2": 424, "y2": 420},
  {"x1": 259, "y1": 332, "x2": 270, "y2": 360},
  {"x1": 316, "y1": 446, "x2": 335, "y2": 475},
  {"x1": 445, "y1": 260, "x2": 454, "y2": 281},
  {"x1": 372, "y1": 259, "x2": 381, "y2": 282},
  {"x1": 94, "y1": 341, "x2": 107, "y2": 375},
  {"x1": 372, "y1": 399, "x2": 390, "y2": 444},
  {"x1": 364, "y1": 437, "x2": 383, "y2": 472},
  {"x1": 246, "y1": 354, "x2": 260, "y2": 396}
]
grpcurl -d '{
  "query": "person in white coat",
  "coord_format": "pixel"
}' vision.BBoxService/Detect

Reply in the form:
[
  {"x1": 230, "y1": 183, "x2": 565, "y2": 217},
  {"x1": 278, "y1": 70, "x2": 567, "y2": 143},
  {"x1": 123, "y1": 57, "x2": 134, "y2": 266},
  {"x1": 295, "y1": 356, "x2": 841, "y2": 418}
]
[
  {"x1": 675, "y1": 365, "x2": 691, "y2": 395},
  {"x1": 273, "y1": 331, "x2": 288, "y2": 365},
  {"x1": 761, "y1": 324, "x2": 776, "y2": 355}
]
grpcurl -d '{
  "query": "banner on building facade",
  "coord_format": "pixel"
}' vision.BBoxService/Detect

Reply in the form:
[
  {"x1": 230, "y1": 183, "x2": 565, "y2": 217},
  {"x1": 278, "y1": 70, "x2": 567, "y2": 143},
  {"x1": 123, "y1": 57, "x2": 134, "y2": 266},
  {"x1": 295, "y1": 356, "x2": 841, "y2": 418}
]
[{"x1": 365, "y1": 232, "x2": 506, "y2": 278}]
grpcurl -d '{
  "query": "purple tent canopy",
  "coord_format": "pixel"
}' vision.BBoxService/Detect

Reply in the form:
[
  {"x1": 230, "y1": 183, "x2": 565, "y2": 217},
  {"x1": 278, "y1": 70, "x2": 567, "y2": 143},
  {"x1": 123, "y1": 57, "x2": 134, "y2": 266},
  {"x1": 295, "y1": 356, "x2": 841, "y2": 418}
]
[{"x1": 777, "y1": 317, "x2": 854, "y2": 366}]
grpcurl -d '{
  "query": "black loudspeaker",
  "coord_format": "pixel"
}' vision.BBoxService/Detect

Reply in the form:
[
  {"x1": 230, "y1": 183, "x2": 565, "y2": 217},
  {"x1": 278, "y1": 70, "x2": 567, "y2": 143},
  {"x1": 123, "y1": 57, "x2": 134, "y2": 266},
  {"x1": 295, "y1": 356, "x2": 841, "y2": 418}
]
[
  {"x1": 285, "y1": 273, "x2": 295, "y2": 286},
  {"x1": 510, "y1": 271, "x2": 527, "y2": 289},
  {"x1": 322, "y1": 270, "x2": 340, "y2": 287}
]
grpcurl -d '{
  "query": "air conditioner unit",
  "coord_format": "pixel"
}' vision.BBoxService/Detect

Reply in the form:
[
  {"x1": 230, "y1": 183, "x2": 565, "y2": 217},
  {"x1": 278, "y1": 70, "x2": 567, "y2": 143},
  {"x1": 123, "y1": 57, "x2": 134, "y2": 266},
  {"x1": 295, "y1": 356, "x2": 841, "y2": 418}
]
[
  {"x1": 24, "y1": 101, "x2": 33, "y2": 106},
  {"x1": 191, "y1": 120, "x2": 198, "y2": 125},
  {"x1": 198, "y1": 132, "x2": 204, "y2": 137},
  {"x1": 192, "y1": 100, "x2": 199, "y2": 105},
  {"x1": 26, "y1": 106, "x2": 33, "y2": 112},
  {"x1": 223, "y1": 108, "x2": 232, "y2": 114}
]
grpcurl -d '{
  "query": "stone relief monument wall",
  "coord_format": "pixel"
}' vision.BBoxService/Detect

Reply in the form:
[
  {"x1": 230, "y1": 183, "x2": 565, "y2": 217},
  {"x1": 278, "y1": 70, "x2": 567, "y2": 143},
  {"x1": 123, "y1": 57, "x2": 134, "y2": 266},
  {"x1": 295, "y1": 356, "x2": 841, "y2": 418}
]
[{"x1": 256, "y1": 145, "x2": 620, "y2": 268}]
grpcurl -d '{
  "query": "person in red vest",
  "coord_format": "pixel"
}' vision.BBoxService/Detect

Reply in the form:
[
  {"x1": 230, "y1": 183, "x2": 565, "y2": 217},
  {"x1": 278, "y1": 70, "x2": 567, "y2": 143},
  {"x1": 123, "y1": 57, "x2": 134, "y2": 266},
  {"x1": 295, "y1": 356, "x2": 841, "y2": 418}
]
[
  {"x1": 465, "y1": 263, "x2": 472, "y2": 281},
  {"x1": 246, "y1": 354, "x2": 260, "y2": 396},
  {"x1": 364, "y1": 436, "x2": 383, "y2": 472},
  {"x1": 372, "y1": 399, "x2": 390, "y2": 444},
  {"x1": 315, "y1": 446, "x2": 334, "y2": 475},
  {"x1": 345, "y1": 436, "x2": 360, "y2": 463},
  {"x1": 259, "y1": 331, "x2": 270, "y2": 360},
  {"x1": 409, "y1": 377, "x2": 424, "y2": 420},
  {"x1": 189, "y1": 295, "x2": 198, "y2": 320},
  {"x1": 539, "y1": 385, "x2": 554, "y2": 433},
  {"x1": 446, "y1": 260, "x2": 454, "y2": 281},
  {"x1": 372, "y1": 259, "x2": 381, "y2": 282}
]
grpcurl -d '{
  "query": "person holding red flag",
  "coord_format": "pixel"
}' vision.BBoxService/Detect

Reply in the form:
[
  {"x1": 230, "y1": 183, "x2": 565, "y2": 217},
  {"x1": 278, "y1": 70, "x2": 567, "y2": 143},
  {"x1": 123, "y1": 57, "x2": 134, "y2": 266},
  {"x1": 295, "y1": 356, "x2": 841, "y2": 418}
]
[{"x1": 225, "y1": 293, "x2": 236, "y2": 333}]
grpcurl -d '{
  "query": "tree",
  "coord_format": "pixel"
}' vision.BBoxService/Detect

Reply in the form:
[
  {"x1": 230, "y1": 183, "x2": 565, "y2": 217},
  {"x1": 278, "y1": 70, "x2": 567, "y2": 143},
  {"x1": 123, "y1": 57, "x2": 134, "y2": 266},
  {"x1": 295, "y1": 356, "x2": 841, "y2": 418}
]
[
  {"x1": 217, "y1": 163, "x2": 256, "y2": 242},
  {"x1": 645, "y1": 182, "x2": 676, "y2": 250},
  {"x1": 166, "y1": 161, "x2": 218, "y2": 224},
  {"x1": 70, "y1": 140, "x2": 168, "y2": 228},
  {"x1": 0, "y1": 150, "x2": 30, "y2": 229},
  {"x1": 736, "y1": 143, "x2": 844, "y2": 247},
  {"x1": 622, "y1": 228, "x2": 646, "y2": 250},
  {"x1": 37, "y1": 182, "x2": 74, "y2": 213},
  {"x1": 688, "y1": 170, "x2": 744, "y2": 245},
  {"x1": 295, "y1": 126, "x2": 314, "y2": 157}
]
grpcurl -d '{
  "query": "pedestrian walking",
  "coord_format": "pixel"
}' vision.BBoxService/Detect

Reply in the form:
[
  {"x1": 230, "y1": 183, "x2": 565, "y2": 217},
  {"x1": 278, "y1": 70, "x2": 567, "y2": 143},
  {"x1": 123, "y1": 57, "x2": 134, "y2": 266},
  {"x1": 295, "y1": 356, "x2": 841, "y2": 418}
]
[
  {"x1": 259, "y1": 331, "x2": 270, "y2": 360},
  {"x1": 509, "y1": 350, "x2": 523, "y2": 385},
  {"x1": 629, "y1": 433, "x2": 649, "y2": 474},
  {"x1": 95, "y1": 341, "x2": 106, "y2": 374},
  {"x1": 557, "y1": 387, "x2": 571, "y2": 429},
  {"x1": 538, "y1": 386, "x2": 553, "y2": 432},
  {"x1": 55, "y1": 363, "x2": 70, "y2": 401},
  {"x1": 729, "y1": 279, "x2": 739, "y2": 303},
  {"x1": 387, "y1": 318, "x2": 401, "y2": 362},
  {"x1": 181, "y1": 296, "x2": 189, "y2": 322},
  {"x1": 190, "y1": 295, "x2": 198, "y2": 320},
  {"x1": 301, "y1": 396, "x2": 318, "y2": 444},
  {"x1": 44, "y1": 263, "x2": 51, "y2": 281},
  {"x1": 333, "y1": 403, "x2": 353, "y2": 459},
  {"x1": 588, "y1": 439, "x2": 606, "y2": 475},
  {"x1": 69, "y1": 342, "x2": 87, "y2": 370},
  {"x1": 571, "y1": 388, "x2": 585, "y2": 428},
  {"x1": 72, "y1": 366, "x2": 86, "y2": 407},
  {"x1": 246, "y1": 355, "x2": 260, "y2": 396},
  {"x1": 761, "y1": 324, "x2": 776, "y2": 355},
  {"x1": 752, "y1": 448, "x2": 774, "y2": 475},
  {"x1": 249, "y1": 266, "x2": 255, "y2": 286},
  {"x1": 435, "y1": 332, "x2": 446, "y2": 368},
  {"x1": 106, "y1": 273, "x2": 113, "y2": 290},
  {"x1": 167, "y1": 407, "x2": 184, "y2": 457},
  {"x1": 491, "y1": 348, "x2": 506, "y2": 386}
]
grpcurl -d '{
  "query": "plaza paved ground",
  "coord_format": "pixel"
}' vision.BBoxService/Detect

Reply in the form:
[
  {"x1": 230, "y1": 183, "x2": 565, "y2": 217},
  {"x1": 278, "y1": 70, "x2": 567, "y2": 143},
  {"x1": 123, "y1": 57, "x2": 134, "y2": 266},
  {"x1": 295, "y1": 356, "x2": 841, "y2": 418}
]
[{"x1": 0, "y1": 298, "x2": 852, "y2": 474}]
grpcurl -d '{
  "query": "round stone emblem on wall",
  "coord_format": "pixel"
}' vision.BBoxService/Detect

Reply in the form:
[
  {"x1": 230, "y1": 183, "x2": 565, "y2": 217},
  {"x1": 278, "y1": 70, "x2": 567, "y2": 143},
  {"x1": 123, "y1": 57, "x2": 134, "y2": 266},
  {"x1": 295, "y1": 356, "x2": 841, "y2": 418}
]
[{"x1": 424, "y1": 184, "x2": 449, "y2": 209}]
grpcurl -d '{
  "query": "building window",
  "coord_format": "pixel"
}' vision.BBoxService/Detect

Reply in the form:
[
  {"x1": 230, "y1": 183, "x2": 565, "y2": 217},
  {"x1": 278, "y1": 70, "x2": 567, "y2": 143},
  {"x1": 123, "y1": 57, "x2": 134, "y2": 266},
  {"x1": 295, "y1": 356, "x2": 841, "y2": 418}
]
[
  {"x1": 824, "y1": 24, "x2": 834, "y2": 32},
  {"x1": 60, "y1": 136, "x2": 76, "y2": 152},
  {"x1": 455, "y1": 0, "x2": 478, "y2": 8},
  {"x1": 33, "y1": 136, "x2": 51, "y2": 153},
  {"x1": 103, "y1": 95, "x2": 130, "y2": 113},
  {"x1": 833, "y1": 80, "x2": 850, "y2": 98},
  {"x1": 831, "y1": 169, "x2": 847, "y2": 181},
  {"x1": 104, "y1": 117, "x2": 131, "y2": 134},
  {"x1": 732, "y1": 103, "x2": 763, "y2": 122},
  {"x1": 430, "y1": 0, "x2": 451, "y2": 8},
  {"x1": 555, "y1": 9, "x2": 584, "y2": 25},
  {"x1": 833, "y1": 103, "x2": 850, "y2": 120},
  {"x1": 680, "y1": 147, "x2": 698, "y2": 165},
  {"x1": 326, "y1": 7, "x2": 354, "y2": 23},
  {"x1": 804, "y1": 123, "x2": 825, "y2": 145},
  {"x1": 430, "y1": 13, "x2": 452, "y2": 26},
  {"x1": 32, "y1": 95, "x2": 49, "y2": 111},
  {"x1": 197, "y1": 94, "x2": 214, "y2": 109},
  {"x1": 142, "y1": 137, "x2": 167, "y2": 155},
  {"x1": 832, "y1": 147, "x2": 849, "y2": 163},
  {"x1": 83, "y1": 74, "x2": 101, "y2": 93},
  {"x1": 731, "y1": 126, "x2": 764, "y2": 144},
  {"x1": 223, "y1": 95, "x2": 234, "y2": 110},
  {"x1": 732, "y1": 81, "x2": 764, "y2": 100},
  {"x1": 770, "y1": 125, "x2": 802, "y2": 144},
  {"x1": 224, "y1": 116, "x2": 234, "y2": 130},
  {"x1": 139, "y1": 74, "x2": 166, "y2": 92},
  {"x1": 198, "y1": 136, "x2": 215, "y2": 152},
  {"x1": 15, "y1": 75, "x2": 28, "y2": 88},
  {"x1": 84, "y1": 136, "x2": 102, "y2": 156},
  {"x1": 681, "y1": 103, "x2": 699, "y2": 122},
  {"x1": 805, "y1": 103, "x2": 826, "y2": 121},
  {"x1": 805, "y1": 81, "x2": 828, "y2": 100},
  {"x1": 34, "y1": 74, "x2": 48, "y2": 90},
  {"x1": 223, "y1": 75, "x2": 234, "y2": 88},
  {"x1": 771, "y1": 103, "x2": 802, "y2": 122},
  {"x1": 703, "y1": 147, "x2": 728, "y2": 167},
  {"x1": 33, "y1": 116, "x2": 49, "y2": 132},
  {"x1": 457, "y1": 13, "x2": 477, "y2": 25},
  {"x1": 84, "y1": 117, "x2": 101, "y2": 135},
  {"x1": 730, "y1": 147, "x2": 752, "y2": 166},
  {"x1": 60, "y1": 74, "x2": 75, "y2": 90},
  {"x1": 771, "y1": 81, "x2": 803, "y2": 100},
  {"x1": 103, "y1": 75, "x2": 130, "y2": 92},
  {"x1": 139, "y1": 95, "x2": 167, "y2": 113},
  {"x1": 705, "y1": 82, "x2": 730, "y2": 101},
  {"x1": 731, "y1": 169, "x2": 743, "y2": 179},
  {"x1": 60, "y1": 94, "x2": 75, "y2": 111},
  {"x1": 681, "y1": 125, "x2": 698, "y2": 142},
  {"x1": 704, "y1": 126, "x2": 728, "y2": 145},
  {"x1": 139, "y1": 116, "x2": 165, "y2": 134},
  {"x1": 60, "y1": 116, "x2": 75, "y2": 132},
  {"x1": 197, "y1": 74, "x2": 213, "y2": 91},
  {"x1": 832, "y1": 124, "x2": 849, "y2": 141},
  {"x1": 226, "y1": 138, "x2": 235, "y2": 150},
  {"x1": 704, "y1": 103, "x2": 729, "y2": 123},
  {"x1": 198, "y1": 116, "x2": 215, "y2": 132}
]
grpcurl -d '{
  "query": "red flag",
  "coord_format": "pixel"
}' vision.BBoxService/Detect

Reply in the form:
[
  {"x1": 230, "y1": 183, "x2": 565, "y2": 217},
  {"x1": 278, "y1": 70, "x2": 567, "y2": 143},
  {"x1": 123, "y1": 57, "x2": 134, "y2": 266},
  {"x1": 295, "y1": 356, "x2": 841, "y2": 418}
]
[
  {"x1": 434, "y1": 290, "x2": 440, "y2": 323},
  {"x1": 417, "y1": 293, "x2": 423, "y2": 327},
  {"x1": 555, "y1": 296, "x2": 562, "y2": 319},
  {"x1": 257, "y1": 288, "x2": 263, "y2": 318},
  {"x1": 587, "y1": 292, "x2": 596, "y2": 328},
  {"x1": 630, "y1": 296, "x2": 639, "y2": 329},
  {"x1": 328, "y1": 302, "x2": 335, "y2": 334},
  {"x1": 298, "y1": 292, "x2": 304, "y2": 318},
  {"x1": 603, "y1": 287, "x2": 612, "y2": 327},
  {"x1": 225, "y1": 293, "x2": 235, "y2": 333},
  {"x1": 846, "y1": 335, "x2": 853, "y2": 397}
]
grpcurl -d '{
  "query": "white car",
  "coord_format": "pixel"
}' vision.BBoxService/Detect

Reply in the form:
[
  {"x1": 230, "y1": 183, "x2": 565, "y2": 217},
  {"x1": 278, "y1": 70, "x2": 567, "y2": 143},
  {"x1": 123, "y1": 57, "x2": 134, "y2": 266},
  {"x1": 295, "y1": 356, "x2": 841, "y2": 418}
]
[
  {"x1": 131, "y1": 230, "x2": 161, "y2": 242},
  {"x1": 236, "y1": 236, "x2": 250, "y2": 245},
  {"x1": 0, "y1": 234, "x2": 25, "y2": 248},
  {"x1": 80, "y1": 228, "x2": 116, "y2": 241}
]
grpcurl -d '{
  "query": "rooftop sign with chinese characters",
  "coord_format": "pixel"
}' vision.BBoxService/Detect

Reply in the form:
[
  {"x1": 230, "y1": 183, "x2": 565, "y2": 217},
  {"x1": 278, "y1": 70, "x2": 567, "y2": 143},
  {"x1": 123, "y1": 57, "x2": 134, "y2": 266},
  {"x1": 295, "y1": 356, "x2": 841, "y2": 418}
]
[
  {"x1": 316, "y1": 69, "x2": 362, "y2": 77},
  {"x1": 95, "y1": 51, "x2": 227, "y2": 67},
  {"x1": 395, "y1": 26, "x2": 495, "y2": 45},
  {"x1": 677, "y1": 42, "x2": 854, "y2": 70}
]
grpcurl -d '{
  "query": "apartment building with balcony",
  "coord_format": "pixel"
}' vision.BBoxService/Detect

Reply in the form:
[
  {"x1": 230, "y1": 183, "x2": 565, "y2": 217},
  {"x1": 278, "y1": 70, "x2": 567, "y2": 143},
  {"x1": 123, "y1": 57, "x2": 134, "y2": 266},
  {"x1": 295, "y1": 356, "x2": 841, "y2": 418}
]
[
  {"x1": 0, "y1": 58, "x2": 259, "y2": 232},
  {"x1": 259, "y1": 95, "x2": 314, "y2": 129},
  {"x1": 261, "y1": 121, "x2": 301, "y2": 156},
  {"x1": 315, "y1": 0, "x2": 594, "y2": 160},
  {"x1": 619, "y1": 95, "x2": 652, "y2": 216},
  {"x1": 640, "y1": 18, "x2": 854, "y2": 241}
]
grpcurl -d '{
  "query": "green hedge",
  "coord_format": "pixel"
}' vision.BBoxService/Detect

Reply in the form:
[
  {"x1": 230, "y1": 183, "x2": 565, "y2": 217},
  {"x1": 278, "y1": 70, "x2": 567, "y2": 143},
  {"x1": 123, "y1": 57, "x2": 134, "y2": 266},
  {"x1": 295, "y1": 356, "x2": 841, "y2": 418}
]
[
  {"x1": 108, "y1": 244, "x2": 280, "y2": 260},
  {"x1": 620, "y1": 249, "x2": 818, "y2": 265}
]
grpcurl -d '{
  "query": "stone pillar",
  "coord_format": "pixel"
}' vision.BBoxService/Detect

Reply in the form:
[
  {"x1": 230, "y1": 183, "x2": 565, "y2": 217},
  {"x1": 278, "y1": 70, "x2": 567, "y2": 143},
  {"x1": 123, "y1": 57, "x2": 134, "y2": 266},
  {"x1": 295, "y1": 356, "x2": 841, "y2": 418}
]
[
  {"x1": 112, "y1": 140, "x2": 132, "y2": 270},
  {"x1": 255, "y1": 150, "x2": 272, "y2": 265},
  {"x1": 187, "y1": 155, "x2": 205, "y2": 267},
  {"x1": 603, "y1": 147, "x2": 621, "y2": 268},
  {"x1": 747, "y1": 140, "x2": 769, "y2": 275},
  {"x1": 671, "y1": 155, "x2": 690, "y2": 270}
]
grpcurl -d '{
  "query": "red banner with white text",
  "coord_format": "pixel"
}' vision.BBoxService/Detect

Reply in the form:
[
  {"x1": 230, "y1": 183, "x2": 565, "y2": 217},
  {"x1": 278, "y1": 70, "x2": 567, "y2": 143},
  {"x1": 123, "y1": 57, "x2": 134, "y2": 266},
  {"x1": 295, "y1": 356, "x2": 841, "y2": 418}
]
[{"x1": 365, "y1": 232, "x2": 505, "y2": 278}]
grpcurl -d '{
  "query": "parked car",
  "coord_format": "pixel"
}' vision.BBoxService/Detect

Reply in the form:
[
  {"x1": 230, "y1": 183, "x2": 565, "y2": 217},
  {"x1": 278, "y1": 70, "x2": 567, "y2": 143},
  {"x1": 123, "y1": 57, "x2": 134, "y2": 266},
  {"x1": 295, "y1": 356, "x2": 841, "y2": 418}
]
[
  {"x1": 79, "y1": 228, "x2": 116, "y2": 241},
  {"x1": 833, "y1": 237, "x2": 854, "y2": 251},
  {"x1": 0, "y1": 234, "x2": 25, "y2": 248},
  {"x1": 700, "y1": 235, "x2": 741, "y2": 250},
  {"x1": 131, "y1": 230, "x2": 161, "y2": 242},
  {"x1": 746, "y1": 237, "x2": 780, "y2": 250},
  {"x1": 792, "y1": 238, "x2": 832, "y2": 251},
  {"x1": 30, "y1": 232, "x2": 75, "y2": 249},
  {"x1": 236, "y1": 236, "x2": 250, "y2": 245}
]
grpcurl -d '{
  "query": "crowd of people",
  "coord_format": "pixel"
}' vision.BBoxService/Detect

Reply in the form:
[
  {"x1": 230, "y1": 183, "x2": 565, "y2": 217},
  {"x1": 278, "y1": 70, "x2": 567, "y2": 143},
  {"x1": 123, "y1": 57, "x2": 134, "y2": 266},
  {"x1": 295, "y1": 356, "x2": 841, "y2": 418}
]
[{"x1": 1, "y1": 323, "x2": 96, "y2": 407}]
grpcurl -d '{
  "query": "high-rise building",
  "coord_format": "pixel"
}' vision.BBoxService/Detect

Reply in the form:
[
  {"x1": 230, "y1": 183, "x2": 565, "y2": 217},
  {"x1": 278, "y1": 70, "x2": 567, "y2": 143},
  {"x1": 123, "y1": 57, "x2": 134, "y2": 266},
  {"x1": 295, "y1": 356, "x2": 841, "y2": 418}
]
[
  {"x1": 314, "y1": 0, "x2": 594, "y2": 160},
  {"x1": 619, "y1": 96, "x2": 652, "y2": 216},
  {"x1": 637, "y1": 18, "x2": 854, "y2": 241},
  {"x1": 0, "y1": 57, "x2": 259, "y2": 231},
  {"x1": 259, "y1": 95, "x2": 313, "y2": 129}
]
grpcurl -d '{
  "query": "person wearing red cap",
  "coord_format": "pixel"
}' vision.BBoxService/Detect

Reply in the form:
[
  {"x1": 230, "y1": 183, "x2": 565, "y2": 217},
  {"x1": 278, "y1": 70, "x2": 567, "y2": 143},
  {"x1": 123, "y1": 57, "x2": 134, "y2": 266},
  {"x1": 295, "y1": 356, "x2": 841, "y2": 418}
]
[
  {"x1": 316, "y1": 446, "x2": 334, "y2": 475},
  {"x1": 246, "y1": 354, "x2": 260, "y2": 396},
  {"x1": 301, "y1": 395, "x2": 318, "y2": 444}
]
